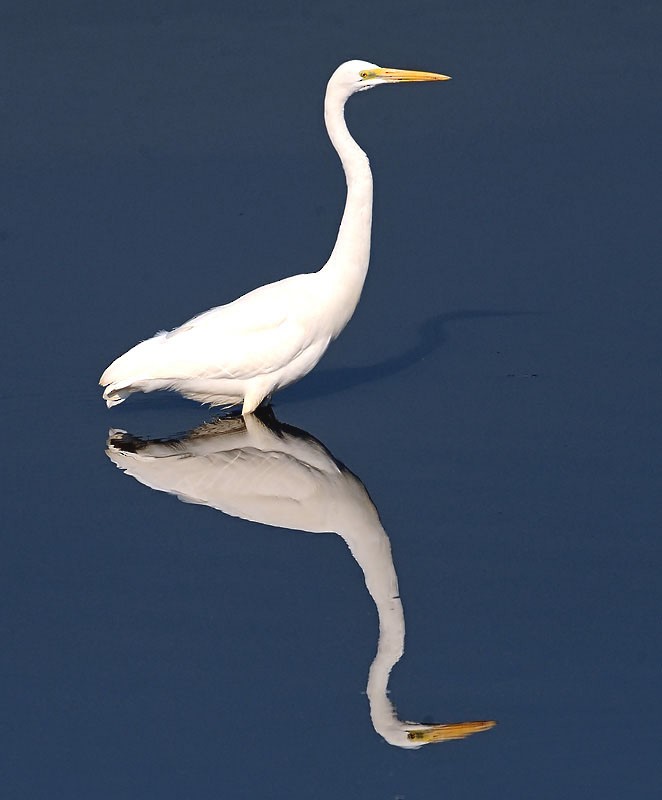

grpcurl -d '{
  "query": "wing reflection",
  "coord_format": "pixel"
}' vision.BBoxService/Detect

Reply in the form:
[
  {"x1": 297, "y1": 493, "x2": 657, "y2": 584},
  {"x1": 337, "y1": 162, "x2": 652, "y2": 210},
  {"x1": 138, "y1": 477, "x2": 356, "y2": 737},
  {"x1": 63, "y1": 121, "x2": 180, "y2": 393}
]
[{"x1": 106, "y1": 408, "x2": 495, "y2": 748}]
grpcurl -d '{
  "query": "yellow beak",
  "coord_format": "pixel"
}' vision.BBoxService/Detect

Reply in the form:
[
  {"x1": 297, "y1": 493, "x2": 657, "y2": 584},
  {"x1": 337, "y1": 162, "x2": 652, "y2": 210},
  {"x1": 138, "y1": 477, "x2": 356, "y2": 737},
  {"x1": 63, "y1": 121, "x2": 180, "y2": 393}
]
[
  {"x1": 406, "y1": 719, "x2": 496, "y2": 744},
  {"x1": 373, "y1": 67, "x2": 451, "y2": 82}
]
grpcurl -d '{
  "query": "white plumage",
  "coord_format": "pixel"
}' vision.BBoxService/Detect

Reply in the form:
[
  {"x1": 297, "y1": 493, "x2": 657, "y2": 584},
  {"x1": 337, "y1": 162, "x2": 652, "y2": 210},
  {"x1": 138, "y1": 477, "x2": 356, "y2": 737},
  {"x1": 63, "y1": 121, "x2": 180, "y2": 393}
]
[{"x1": 100, "y1": 60, "x2": 450, "y2": 414}]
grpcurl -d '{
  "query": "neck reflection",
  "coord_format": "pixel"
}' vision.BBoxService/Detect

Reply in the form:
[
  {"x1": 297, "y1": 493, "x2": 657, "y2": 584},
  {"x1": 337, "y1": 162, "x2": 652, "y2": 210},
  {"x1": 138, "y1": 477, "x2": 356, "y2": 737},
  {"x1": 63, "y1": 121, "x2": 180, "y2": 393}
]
[{"x1": 106, "y1": 407, "x2": 495, "y2": 749}]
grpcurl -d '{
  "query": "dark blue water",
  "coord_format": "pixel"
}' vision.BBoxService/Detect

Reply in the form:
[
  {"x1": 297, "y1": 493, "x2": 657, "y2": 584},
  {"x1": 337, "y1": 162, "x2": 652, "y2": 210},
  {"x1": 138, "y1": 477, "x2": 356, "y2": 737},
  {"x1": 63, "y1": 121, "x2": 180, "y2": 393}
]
[{"x1": 2, "y1": 2, "x2": 661, "y2": 797}]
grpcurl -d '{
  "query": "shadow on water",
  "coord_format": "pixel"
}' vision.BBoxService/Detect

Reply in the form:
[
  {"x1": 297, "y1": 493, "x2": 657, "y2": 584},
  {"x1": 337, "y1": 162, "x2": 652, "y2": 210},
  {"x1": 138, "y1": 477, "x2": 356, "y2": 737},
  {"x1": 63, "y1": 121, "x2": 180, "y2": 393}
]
[
  {"x1": 284, "y1": 308, "x2": 534, "y2": 404},
  {"x1": 105, "y1": 406, "x2": 496, "y2": 748}
]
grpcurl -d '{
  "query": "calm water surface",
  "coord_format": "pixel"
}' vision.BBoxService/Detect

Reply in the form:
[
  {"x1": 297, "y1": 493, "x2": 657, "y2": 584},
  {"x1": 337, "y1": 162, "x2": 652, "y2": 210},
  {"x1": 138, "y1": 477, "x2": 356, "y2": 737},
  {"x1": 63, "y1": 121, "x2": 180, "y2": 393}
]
[{"x1": 2, "y1": 2, "x2": 661, "y2": 798}]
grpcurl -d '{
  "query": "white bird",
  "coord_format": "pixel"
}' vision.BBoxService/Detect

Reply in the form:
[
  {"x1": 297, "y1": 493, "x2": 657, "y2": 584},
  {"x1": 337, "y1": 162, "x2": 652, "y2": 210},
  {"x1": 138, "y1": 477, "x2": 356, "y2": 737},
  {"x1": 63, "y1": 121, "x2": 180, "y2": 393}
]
[
  {"x1": 106, "y1": 409, "x2": 495, "y2": 748},
  {"x1": 100, "y1": 60, "x2": 450, "y2": 414}
]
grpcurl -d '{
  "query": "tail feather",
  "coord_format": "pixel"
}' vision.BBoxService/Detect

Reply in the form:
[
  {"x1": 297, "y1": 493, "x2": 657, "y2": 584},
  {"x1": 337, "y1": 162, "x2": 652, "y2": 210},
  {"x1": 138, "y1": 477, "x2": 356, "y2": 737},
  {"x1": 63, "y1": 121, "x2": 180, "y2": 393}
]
[
  {"x1": 100, "y1": 333, "x2": 170, "y2": 407},
  {"x1": 102, "y1": 383, "x2": 133, "y2": 408}
]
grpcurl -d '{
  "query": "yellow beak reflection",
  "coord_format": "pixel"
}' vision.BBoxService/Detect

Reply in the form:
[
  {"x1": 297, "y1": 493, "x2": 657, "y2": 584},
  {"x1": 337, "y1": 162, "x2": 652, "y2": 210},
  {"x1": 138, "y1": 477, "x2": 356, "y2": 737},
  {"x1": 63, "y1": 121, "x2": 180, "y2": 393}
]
[{"x1": 406, "y1": 719, "x2": 496, "y2": 744}]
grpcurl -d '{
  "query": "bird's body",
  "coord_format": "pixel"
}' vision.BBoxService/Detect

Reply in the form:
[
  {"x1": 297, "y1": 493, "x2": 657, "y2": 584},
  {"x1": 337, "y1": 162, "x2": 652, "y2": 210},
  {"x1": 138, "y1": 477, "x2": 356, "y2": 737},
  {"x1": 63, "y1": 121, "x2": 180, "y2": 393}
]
[
  {"x1": 101, "y1": 273, "x2": 336, "y2": 411},
  {"x1": 100, "y1": 60, "x2": 450, "y2": 414}
]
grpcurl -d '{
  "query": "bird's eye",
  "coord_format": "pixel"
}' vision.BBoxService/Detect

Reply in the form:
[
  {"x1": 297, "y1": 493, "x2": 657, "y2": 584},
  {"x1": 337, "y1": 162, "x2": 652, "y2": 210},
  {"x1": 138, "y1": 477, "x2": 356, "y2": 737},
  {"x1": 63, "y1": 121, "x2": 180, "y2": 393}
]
[{"x1": 359, "y1": 70, "x2": 369, "y2": 79}]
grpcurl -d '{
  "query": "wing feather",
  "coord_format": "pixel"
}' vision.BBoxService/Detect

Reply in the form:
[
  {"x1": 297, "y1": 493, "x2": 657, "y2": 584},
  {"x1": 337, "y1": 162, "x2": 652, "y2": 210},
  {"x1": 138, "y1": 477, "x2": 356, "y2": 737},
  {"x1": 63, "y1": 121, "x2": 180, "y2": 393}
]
[
  {"x1": 161, "y1": 317, "x2": 310, "y2": 380},
  {"x1": 153, "y1": 274, "x2": 318, "y2": 381}
]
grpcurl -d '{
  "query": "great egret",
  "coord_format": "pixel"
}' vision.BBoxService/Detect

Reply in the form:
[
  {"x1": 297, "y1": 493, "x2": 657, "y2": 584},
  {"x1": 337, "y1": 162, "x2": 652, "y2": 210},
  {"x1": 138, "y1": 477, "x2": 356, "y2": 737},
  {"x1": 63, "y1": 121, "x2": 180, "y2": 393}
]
[
  {"x1": 106, "y1": 409, "x2": 495, "y2": 748},
  {"x1": 100, "y1": 60, "x2": 450, "y2": 414}
]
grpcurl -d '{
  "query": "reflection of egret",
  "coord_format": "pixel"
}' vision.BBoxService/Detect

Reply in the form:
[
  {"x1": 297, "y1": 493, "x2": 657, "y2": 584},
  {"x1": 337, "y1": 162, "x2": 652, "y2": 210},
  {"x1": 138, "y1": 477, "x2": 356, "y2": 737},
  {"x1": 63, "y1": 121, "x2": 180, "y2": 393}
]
[
  {"x1": 106, "y1": 409, "x2": 495, "y2": 748},
  {"x1": 100, "y1": 60, "x2": 450, "y2": 414}
]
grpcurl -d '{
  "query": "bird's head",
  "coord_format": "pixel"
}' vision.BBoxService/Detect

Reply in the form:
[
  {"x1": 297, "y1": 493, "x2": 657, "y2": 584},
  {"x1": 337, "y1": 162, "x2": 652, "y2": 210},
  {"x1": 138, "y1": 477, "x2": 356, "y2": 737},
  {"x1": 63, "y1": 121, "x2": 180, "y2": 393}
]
[{"x1": 331, "y1": 59, "x2": 451, "y2": 96}]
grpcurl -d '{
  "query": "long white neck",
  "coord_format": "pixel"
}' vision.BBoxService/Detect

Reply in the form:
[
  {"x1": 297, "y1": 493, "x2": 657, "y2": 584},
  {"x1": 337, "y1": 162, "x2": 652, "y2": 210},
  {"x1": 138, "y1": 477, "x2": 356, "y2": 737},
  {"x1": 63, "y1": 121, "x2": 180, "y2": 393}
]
[{"x1": 319, "y1": 83, "x2": 373, "y2": 337}]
